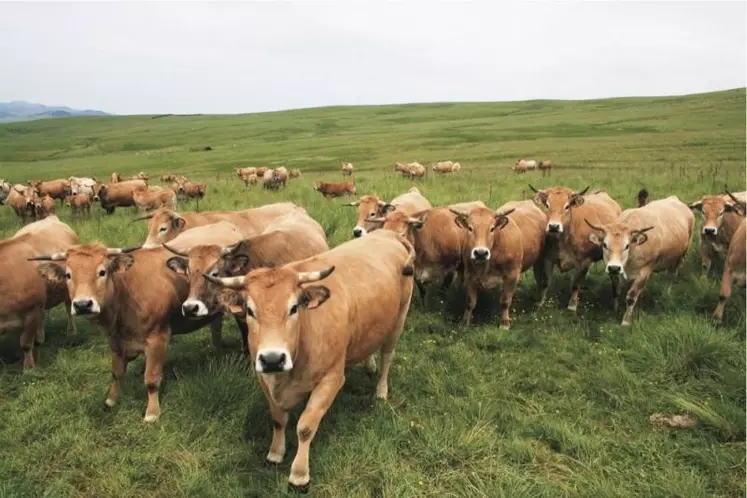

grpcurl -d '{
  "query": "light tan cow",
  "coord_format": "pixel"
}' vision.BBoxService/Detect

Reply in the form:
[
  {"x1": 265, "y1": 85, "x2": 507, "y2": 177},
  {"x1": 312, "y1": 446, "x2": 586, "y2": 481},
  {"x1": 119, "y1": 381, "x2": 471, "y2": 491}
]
[
  {"x1": 3, "y1": 216, "x2": 78, "y2": 369},
  {"x1": 586, "y1": 195, "x2": 695, "y2": 325},
  {"x1": 133, "y1": 186, "x2": 177, "y2": 213},
  {"x1": 530, "y1": 185, "x2": 622, "y2": 311},
  {"x1": 514, "y1": 159, "x2": 537, "y2": 174},
  {"x1": 139, "y1": 203, "x2": 304, "y2": 248},
  {"x1": 431, "y1": 161, "x2": 461, "y2": 174},
  {"x1": 8, "y1": 184, "x2": 37, "y2": 222},
  {"x1": 0, "y1": 180, "x2": 11, "y2": 205},
  {"x1": 164, "y1": 212, "x2": 329, "y2": 354},
  {"x1": 398, "y1": 162, "x2": 425, "y2": 179},
  {"x1": 111, "y1": 173, "x2": 122, "y2": 183},
  {"x1": 69, "y1": 177, "x2": 98, "y2": 196},
  {"x1": 341, "y1": 162, "x2": 354, "y2": 176},
  {"x1": 67, "y1": 193, "x2": 92, "y2": 216},
  {"x1": 538, "y1": 160, "x2": 552, "y2": 176},
  {"x1": 34, "y1": 194, "x2": 56, "y2": 219},
  {"x1": 178, "y1": 181, "x2": 207, "y2": 200},
  {"x1": 130, "y1": 171, "x2": 149, "y2": 182},
  {"x1": 688, "y1": 190, "x2": 747, "y2": 274},
  {"x1": 712, "y1": 194, "x2": 746, "y2": 324},
  {"x1": 242, "y1": 173, "x2": 259, "y2": 186},
  {"x1": 348, "y1": 187, "x2": 431, "y2": 238},
  {"x1": 234, "y1": 167, "x2": 256, "y2": 178},
  {"x1": 450, "y1": 200, "x2": 546, "y2": 328},
  {"x1": 273, "y1": 167, "x2": 289, "y2": 187},
  {"x1": 98, "y1": 179, "x2": 148, "y2": 214},
  {"x1": 289, "y1": 169, "x2": 302, "y2": 179},
  {"x1": 205, "y1": 229, "x2": 415, "y2": 491}
]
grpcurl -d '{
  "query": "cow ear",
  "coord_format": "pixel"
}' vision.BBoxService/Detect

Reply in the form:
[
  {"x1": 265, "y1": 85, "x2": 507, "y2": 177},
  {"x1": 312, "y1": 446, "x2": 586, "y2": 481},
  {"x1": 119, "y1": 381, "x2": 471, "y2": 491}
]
[
  {"x1": 688, "y1": 200, "x2": 703, "y2": 211},
  {"x1": 35, "y1": 262, "x2": 66, "y2": 285},
  {"x1": 166, "y1": 256, "x2": 188, "y2": 276},
  {"x1": 109, "y1": 254, "x2": 134, "y2": 274},
  {"x1": 588, "y1": 232, "x2": 603, "y2": 246},
  {"x1": 453, "y1": 214, "x2": 469, "y2": 230},
  {"x1": 299, "y1": 285, "x2": 330, "y2": 310},
  {"x1": 172, "y1": 217, "x2": 186, "y2": 230},
  {"x1": 632, "y1": 233, "x2": 648, "y2": 245},
  {"x1": 569, "y1": 194, "x2": 585, "y2": 207},
  {"x1": 218, "y1": 289, "x2": 245, "y2": 315},
  {"x1": 380, "y1": 203, "x2": 396, "y2": 214},
  {"x1": 226, "y1": 254, "x2": 250, "y2": 275},
  {"x1": 494, "y1": 214, "x2": 510, "y2": 231}
]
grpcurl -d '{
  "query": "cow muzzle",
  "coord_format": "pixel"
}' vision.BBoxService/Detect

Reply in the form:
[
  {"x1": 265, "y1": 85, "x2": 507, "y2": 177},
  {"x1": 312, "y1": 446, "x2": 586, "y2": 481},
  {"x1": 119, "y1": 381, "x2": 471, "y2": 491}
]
[
  {"x1": 546, "y1": 222, "x2": 563, "y2": 234},
  {"x1": 182, "y1": 299, "x2": 209, "y2": 318},
  {"x1": 72, "y1": 298, "x2": 100, "y2": 316},
  {"x1": 471, "y1": 247, "x2": 491, "y2": 261},
  {"x1": 702, "y1": 226, "x2": 717, "y2": 236},
  {"x1": 606, "y1": 263, "x2": 622, "y2": 275},
  {"x1": 256, "y1": 348, "x2": 292, "y2": 373},
  {"x1": 352, "y1": 226, "x2": 366, "y2": 238}
]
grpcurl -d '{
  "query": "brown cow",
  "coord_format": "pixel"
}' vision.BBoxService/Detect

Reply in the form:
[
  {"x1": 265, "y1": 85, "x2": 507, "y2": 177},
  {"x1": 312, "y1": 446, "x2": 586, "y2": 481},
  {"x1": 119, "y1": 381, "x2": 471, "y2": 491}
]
[
  {"x1": 530, "y1": 185, "x2": 622, "y2": 311},
  {"x1": 139, "y1": 202, "x2": 304, "y2": 249},
  {"x1": 133, "y1": 186, "x2": 177, "y2": 213},
  {"x1": 4, "y1": 216, "x2": 78, "y2": 369},
  {"x1": 68, "y1": 193, "x2": 92, "y2": 216},
  {"x1": 586, "y1": 195, "x2": 694, "y2": 325},
  {"x1": 8, "y1": 185, "x2": 37, "y2": 222},
  {"x1": 451, "y1": 200, "x2": 546, "y2": 328},
  {"x1": 341, "y1": 161, "x2": 354, "y2": 176},
  {"x1": 205, "y1": 229, "x2": 415, "y2": 491},
  {"x1": 289, "y1": 169, "x2": 302, "y2": 179},
  {"x1": 688, "y1": 190, "x2": 747, "y2": 274},
  {"x1": 34, "y1": 194, "x2": 56, "y2": 219},
  {"x1": 98, "y1": 179, "x2": 148, "y2": 214},
  {"x1": 29, "y1": 179, "x2": 70, "y2": 200},
  {"x1": 348, "y1": 187, "x2": 431, "y2": 238},
  {"x1": 431, "y1": 161, "x2": 461, "y2": 174},
  {"x1": 538, "y1": 159, "x2": 552, "y2": 176},
  {"x1": 242, "y1": 173, "x2": 259, "y2": 186},
  {"x1": 234, "y1": 167, "x2": 255, "y2": 178},
  {"x1": 164, "y1": 212, "x2": 329, "y2": 354},
  {"x1": 712, "y1": 193, "x2": 746, "y2": 324},
  {"x1": 314, "y1": 180, "x2": 356, "y2": 199},
  {"x1": 177, "y1": 181, "x2": 207, "y2": 200},
  {"x1": 256, "y1": 167, "x2": 269, "y2": 178}
]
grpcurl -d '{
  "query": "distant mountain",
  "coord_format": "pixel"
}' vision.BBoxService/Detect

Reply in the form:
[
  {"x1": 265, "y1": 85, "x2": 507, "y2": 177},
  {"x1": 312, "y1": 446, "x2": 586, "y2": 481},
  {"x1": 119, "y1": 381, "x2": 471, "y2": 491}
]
[{"x1": 0, "y1": 101, "x2": 110, "y2": 123}]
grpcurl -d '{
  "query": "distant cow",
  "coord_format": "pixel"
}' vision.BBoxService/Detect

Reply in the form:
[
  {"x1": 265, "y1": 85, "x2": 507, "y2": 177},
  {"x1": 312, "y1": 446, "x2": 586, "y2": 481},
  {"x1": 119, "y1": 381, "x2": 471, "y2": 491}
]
[
  {"x1": 205, "y1": 229, "x2": 415, "y2": 492},
  {"x1": 341, "y1": 161, "x2": 354, "y2": 176},
  {"x1": 0, "y1": 180, "x2": 10, "y2": 205},
  {"x1": 314, "y1": 180, "x2": 356, "y2": 199},
  {"x1": 34, "y1": 194, "x2": 56, "y2": 219},
  {"x1": 69, "y1": 177, "x2": 98, "y2": 197},
  {"x1": 396, "y1": 162, "x2": 425, "y2": 179},
  {"x1": 178, "y1": 182, "x2": 207, "y2": 200},
  {"x1": 712, "y1": 192, "x2": 747, "y2": 324},
  {"x1": 242, "y1": 173, "x2": 259, "y2": 186},
  {"x1": 30, "y1": 179, "x2": 70, "y2": 200},
  {"x1": 637, "y1": 188, "x2": 649, "y2": 207},
  {"x1": 67, "y1": 193, "x2": 92, "y2": 216},
  {"x1": 431, "y1": 161, "x2": 461, "y2": 174},
  {"x1": 98, "y1": 179, "x2": 148, "y2": 214},
  {"x1": 688, "y1": 190, "x2": 747, "y2": 274},
  {"x1": 586, "y1": 195, "x2": 694, "y2": 325},
  {"x1": 538, "y1": 160, "x2": 552, "y2": 176},
  {"x1": 234, "y1": 167, "x2": 256, "y2": 178},
  {"x1": 130, "y1": 171, "x2": 149, "y2": 182},
  {"x1": 289, "y1": 169, "x2": 302, "y2": 179},
  {"x1": 8, "y1": 184, "x2": 37, "y2": 222},
  {"x1": 351, "y1": 187, "x2": 431, "y2": 238},
  {"x1": 133, "y1": 185, "x2": 177, "y2": 213},
  {"x1": 110, "y1": 173, "x2": 122, "y2": 183},
  {"x1": 255, "y1": 167, "x2": 269, "y2": 178}
]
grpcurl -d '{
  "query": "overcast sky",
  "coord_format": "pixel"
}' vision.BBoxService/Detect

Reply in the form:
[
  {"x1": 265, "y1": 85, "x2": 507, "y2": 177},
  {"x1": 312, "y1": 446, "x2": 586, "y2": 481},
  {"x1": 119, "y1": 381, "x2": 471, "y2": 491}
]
[{"x1": 0, "y1": 2, "x2": 744, "y2": 115}]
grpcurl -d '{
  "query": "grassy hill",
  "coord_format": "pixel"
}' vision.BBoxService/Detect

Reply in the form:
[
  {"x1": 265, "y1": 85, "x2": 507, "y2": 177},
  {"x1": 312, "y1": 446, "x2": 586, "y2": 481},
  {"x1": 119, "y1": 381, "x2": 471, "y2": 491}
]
[{"x1": 0, "y1": 88, "x2": 745, "y2": 497}]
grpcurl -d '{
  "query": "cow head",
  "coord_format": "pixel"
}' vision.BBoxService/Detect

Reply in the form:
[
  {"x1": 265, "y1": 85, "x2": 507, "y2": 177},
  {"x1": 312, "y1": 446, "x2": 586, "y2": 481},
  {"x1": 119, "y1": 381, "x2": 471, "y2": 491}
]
[
  {"x1": 585, "y1": 219, "x2": 654, "y2": 278},
  {"x1": 347, "y1": 195, "x2": 388, "y2": 237},
  {"x1": 529, "y1": 185, "x2": 589, "y2": 235},
  {"x1": 450, "y1": 206, "x2": 515, "y2": 262},
  {"x1": 688, "y1": 192, "x2": 745, "y2": 236},
  {"x1": 29, "y1": 244, "x2": 139, "y2": 316},
  {"x1": 206, "y1": 266, "x2": 335, "y2": 373},
  {"x1": 138, "y1": 209, "x2": 186, "y2": 248},
  {"x1": 365, "y1": 210, "x2": 425, "y2": 242}
]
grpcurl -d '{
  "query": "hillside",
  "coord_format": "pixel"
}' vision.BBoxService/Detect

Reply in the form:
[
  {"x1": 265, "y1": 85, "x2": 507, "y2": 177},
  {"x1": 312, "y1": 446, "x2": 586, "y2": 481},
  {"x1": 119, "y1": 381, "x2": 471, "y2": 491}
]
[{"x1": 0, "y1": 101, "x2": 109, "y2": 123}]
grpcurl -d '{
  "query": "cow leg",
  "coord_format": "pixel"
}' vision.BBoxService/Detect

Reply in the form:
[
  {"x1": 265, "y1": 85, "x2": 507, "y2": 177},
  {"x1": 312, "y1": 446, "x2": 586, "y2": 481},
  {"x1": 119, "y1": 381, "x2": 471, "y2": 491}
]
[
  {"x1": 376, "y1": 302, "x2": 410, "y2": 400},
  {"x1": 257, "y1": 378, "x2": 289, "y2": 466},
  {"x1": 498, "y1": 273, "x2": 520, "y2": 329},
  {"x1": 105, "y1": 348, "x2": 131, "y2": 410},
  {"x1": 699, "y1": 237, "x2": 712, "y2": 275},
  {"x1": 20, "y1": 308, "x2": 43, "y2": 371},
  {"x1": 64, "y1": 296, "x2": 78, "y2": 336},
  {"x1": 209, "y1": 315, "x2": 223, "y2": 350},
  {"x1": 461, "y1": 281, "x2": 478, "y2": 326},
  {"x1": 289, "y1": 371, "x2": 345, "y2": 491},
  {"x1": 233, "y1": 316, "x2": 250, "y2": 357},
  {"x1": 533, "y1": 257, "x2": 552, "y2": 306},
  {"x1": 363, "y1": 354, "x2": 377, "y2": 376},
  {"x1": 609, "y1": 273, "x2": 622, "y2": 312},
  {"x1": 415, "y1": 279, "x2": 427, "y2": 303},
  {"x1": 622, "y1": 269, "x2": 652, "y2": 326},
  {"x1": 712, "y1": 264, "x2": 734, "y2": 325},
  {"x1": 143, "y1": 333, "x2": 169, "y2": 423},
  {"x1": 567, "y1": 263, "x2": 590, "y2": 312}
]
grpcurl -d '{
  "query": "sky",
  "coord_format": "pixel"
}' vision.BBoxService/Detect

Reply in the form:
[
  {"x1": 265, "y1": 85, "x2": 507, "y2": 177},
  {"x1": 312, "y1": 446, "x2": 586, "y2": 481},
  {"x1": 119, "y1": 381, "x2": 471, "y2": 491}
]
[{"x1": 0, "y1": 1, "x2": 744, "y2": 115}]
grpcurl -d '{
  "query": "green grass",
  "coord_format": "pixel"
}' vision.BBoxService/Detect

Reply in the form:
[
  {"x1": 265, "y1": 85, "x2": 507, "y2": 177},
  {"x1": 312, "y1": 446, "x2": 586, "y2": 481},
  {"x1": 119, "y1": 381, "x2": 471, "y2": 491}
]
[{"x1": 0, "y1": 88, "x2": 745, "y2": 497}]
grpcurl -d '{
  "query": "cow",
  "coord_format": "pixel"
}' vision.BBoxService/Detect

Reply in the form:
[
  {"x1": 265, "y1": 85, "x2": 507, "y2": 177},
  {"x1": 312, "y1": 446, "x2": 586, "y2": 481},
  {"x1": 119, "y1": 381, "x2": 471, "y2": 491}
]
[
  {"x1": 29, "y1": 179, "x2": 70, "y2": 200},
  {"x1": 256, "y1": 167, "x2": 269, "y2": 178},
  {"x1": 538, "y1": 160, "x2": 552, "y2": 176},
  {"x1": 637, "y1": 188, "x2": 649, "y2": 207},
  {"x1": 529, "y1": 185, "x2": 622, "y2": 311},
  {"x1": 314, "y1": 180, "x2": 356, "y2": 199},
  {"x1": 177, "y1": 182, "x2": 207, "y2": 200},
  {"x1": 263, "y1": 171, "x2": 284, "y2": 191},
  {"x1": 67, "y1": 193, "x2": 93, "y2": 216},
  {"x1": 69, "y1": 177, "x2": 98, "y2": 197},
  {"x1": 163, "y1": 211, "x2": 329, "y2": 355},
  {"x1": 712, "y1": 192, "x2": 747, "y2": 325},
  {"x1": 8, "y1": 184, "x2": 37, "y2": 222},
  {"x1": 341, "y1": 161, "x2": 354, "y2": 176},
  {"x1": 397, "y1": 162, "x2": 425, "y2": 179},
  {"x1": 34, "y1": 194, "x2": 56, "y2": 219},
  {"x1": 0, "y1": 180, "x2": 10, "y2": 205},
  {"x1": 272, "y1": 167, "x2": 289, "y2": 188},
  {"x1": 133, "y1": 186, "x2": 177, "y2": 213},
  {"x1": 138, "y1": 202, "x2": 304, "y2": 249},
  {"x1": 3, "y1": 216, "x2": 78, "y2": 369},
  {"x1": 514, "y1": 159, "x2": 537, "y2": 173},
  {"x1": 289, "y1": 169, "x2": 302, "y2": 179},
  {"x1": 234, "y1": 168, "x2": 256, "y2": 178},
  {"x1": 585, "y1": 195, "x2": 695, "y2": 325},
  {"x1": 242, "y1": 173, "x2": 259, "y2": 186},
  {"x1": 98, "y1": 179, "x2": 148, "y2": 214},
  {"x1": 204, "y1": 229, "x2": 416, "y2": 491},
  {"x1": 350, "y1": 187, "x2": 432, "y2": 238},
  {"x1": 110, "y1": 173, "x2": 122, "y2": 183},
  {"x1": 450, "y1": 200, "x2": 546, "y2": 327},
  {"x1": 431, "y1": 161, "x2": 461, "y2": 174},
  {"x1": 130, "y1": 171, "x2": 149, "y2": 182},
  {"x1": 688, "y1": 190, "x2": 747, "y2": 274}
]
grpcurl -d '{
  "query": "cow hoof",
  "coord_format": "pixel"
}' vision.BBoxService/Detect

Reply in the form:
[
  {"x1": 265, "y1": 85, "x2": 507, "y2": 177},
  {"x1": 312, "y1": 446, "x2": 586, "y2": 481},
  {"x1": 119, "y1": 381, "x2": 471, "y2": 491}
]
[
  {"x1": 499, "y1": 324, "x2": 510, "y2": 330},
  {"x1": 621, "y1": 321, "x2": 632, "y2": 327},
  {"x1": 288, "y1": 481, "x2": 310, "y2": 494},
  {"x1": 104, "y1": 398, "x2": 116, "y2": 410},
  {"x1": 143, "y1": 413, "x2": 159, "y2": 423},
  {"x1": 567, "y1": 304, "x2": 578, "y2": 312}
]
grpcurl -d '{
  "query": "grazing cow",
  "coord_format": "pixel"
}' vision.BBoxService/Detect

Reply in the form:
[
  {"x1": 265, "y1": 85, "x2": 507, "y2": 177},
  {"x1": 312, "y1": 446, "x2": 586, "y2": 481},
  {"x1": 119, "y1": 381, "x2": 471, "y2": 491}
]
[
  {"x1": 341, "y1": 161, "x2": 354, "y2": 176},
  {"x1": 30, "y1": 179, "x2": 70, "y2": 200},
  {"x1": 538, "y1": 160, "x2": 552, "y2": 175},
  {"x1": 8, "y1": 185, "x2": 37, "y2": 222},
  {"x1": 205, "y1": 229, "x2": 415, "y2": 491},
  {"x1": 256, "y1": 167, "x2": 269, "y2": 178},
  {"x1": 34, "y1": 194, "x2": 56, "y2": 219},
  {"x1": 164, "y1": 211, "x2": 329, "y2": 354},
  {"x1": 530, "y1": 185, "x2": 622, "y2": 311},
  {"x1": 138, "y1": 202, "x2": 303, "y2": 248},
  {"x1": 69, "y1": 177, "x2": 98, "y2": 197},
  {"x1": 234, "y1": 168, "x2": 256, "y2": 178},
  {"x1": 514, "y1": 159, "x2": 537, "y2": 173},
  {"x1": 431, "y1": 161, "x2": 461, "y2": 174},
  {"x1": 351, "y1": 187, "x2": 432, "y2": 238},
  {"x1": 98, "y1": 179, "x2": 147, "y2": 214},
  {"x1": 110, "y1": 173, "x2": 122, "y2": 183},
  {"x1": 133, "y1": 186, "x2": 177, "y2": 213},
  {"x1": 712, "y1": 193, "x2": 747, "y2": 324},
  {"x1": 688, "y1": 190, "x2": 747, "y2": 274},
  {"x1": 131, "y1": 171, "x2": 149, "y2": 182},
  {"x1": 450, "y1": 200, "x2": 546, "y2": 327},
  {"x1": 289, "y1": 169, "x2": 302, "y2": 179},
  {"x1": 3, "y1": 216, "x2": 78, "y2": 369},
  {"x1": 242, "y1": 173, "x2": 259, "y2": 186},
  {"x1": 0, "y1": 180, "x2": 10, "y2": 204},
  {"x1": 178, "y1": 182, "x2": 207, "y2": 200},
  {"x1": 273, "y1": 167, "x2": 289, "y2": 188},
  {"x1": 67, "y1": 193, "x2": 92, "y2": 216},
  {"x1": 396, "y1": 162, "x2": 425, "y2": 179},
  {"x1": 314, "y1": 180, "x2": 356, "y2": 199},
  {"x1": 586, "y1": 195, "x2": 695, "y2": 325}
]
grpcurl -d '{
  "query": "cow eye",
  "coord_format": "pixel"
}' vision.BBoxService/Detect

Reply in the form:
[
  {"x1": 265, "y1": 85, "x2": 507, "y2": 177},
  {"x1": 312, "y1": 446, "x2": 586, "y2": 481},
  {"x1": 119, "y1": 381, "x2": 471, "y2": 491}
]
[
  {"x1": 246, "y1": 307, "x2": 255, "y2": 319},
  {"x1": 289, "y1": 304, "x2": 298, "y2": 316},
  {"x1": 624, "y1": 243, "x2": 630, "y2": 250},
  {"x1": 65, "y1": 272, "x2": 72, "y2": 280},
  {"x1": 158, "y1": 226, "x2": 168, "y2": 233},
  {"x1": 602, "y1": 242, "x2": 608, "y2": 249},
  {"x1": 369, "y1": 211, "x2": 376, "y2": 217},
  {"x1": 467, "y1": 225, "x2": 473, "y2": 232},
  {"x1": 209, "y1": 269, "x2": 219, "y2": 278},
  {"x1": 98, "y1": 269, "x2": 107, "y2": 278}
]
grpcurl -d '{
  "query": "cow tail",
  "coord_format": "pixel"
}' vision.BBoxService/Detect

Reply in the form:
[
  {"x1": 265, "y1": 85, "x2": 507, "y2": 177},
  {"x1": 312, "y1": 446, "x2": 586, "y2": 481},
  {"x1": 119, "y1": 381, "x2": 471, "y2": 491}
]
[
  {"x1": 637, "y1": 188, "x2": 649, "y2": 208},
  {"x1": 395, "y1": 234, "x2": 416, "y2": 276}
]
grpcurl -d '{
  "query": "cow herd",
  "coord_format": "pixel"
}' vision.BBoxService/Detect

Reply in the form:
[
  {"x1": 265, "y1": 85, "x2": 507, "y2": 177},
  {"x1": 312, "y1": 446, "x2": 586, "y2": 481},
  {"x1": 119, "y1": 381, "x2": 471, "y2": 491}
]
[{"x1": 0, "y1": 167, "x2": 745, "y2": 491}]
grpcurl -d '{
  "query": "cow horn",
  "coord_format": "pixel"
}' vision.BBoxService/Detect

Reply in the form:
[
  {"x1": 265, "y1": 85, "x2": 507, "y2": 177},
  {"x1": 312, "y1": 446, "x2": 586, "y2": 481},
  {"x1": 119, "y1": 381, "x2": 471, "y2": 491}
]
[
  {"x1": 365, "y1": 216, "x2": 386, "y2": 224},
  {"x1": 725, "y1": 188, "x2": 744, "y2": 207},
  {"x1": 584, "y1": 219, "x2": 605, "y2": 232},
  {"x1": 633, "y1": 226, "x2": 655, "y2": 235},
  {"x1": 528, "y1": 184, "x2": 540, "y2": 193},
  {"x1": 162, "y1": 243, "x2": 189, "y2": 257},
  {"x1": 107, "y1": 246, "x2": 140, "y2": 255},
  {"x1": 204, "y1": 274, "x2": 246, "y2": 289},
  {"x1": 573, "y1": 186, "x2": 590, "y2": 197},
  {"x1": 297, "y1": 266, "x2": 335, "y2": 284},
  {"x1": 28, "y1": 251, "x2": 67, "y2": 261},
  {"x1": 220, "y1": 242, "x2": 242, "y2": 256},
  {"x1": 496, "y1": 208, "x2": 516, "y2": 218},
  {"x1": 346, "y1": 200, "x2": 360, "y2": 207},
  {"x1": 449, "y1": 208, "x2": 468, "y2": 218},
  {"x1": 133, "y1": 212, "x2": 155, "y2": 221}
]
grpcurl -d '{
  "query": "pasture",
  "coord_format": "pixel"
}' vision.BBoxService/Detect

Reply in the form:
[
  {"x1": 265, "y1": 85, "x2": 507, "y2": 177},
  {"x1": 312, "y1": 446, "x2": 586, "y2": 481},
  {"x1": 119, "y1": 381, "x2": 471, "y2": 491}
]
[{"x1": 0, "y1": 88, "x2": 745, "y2": 497}]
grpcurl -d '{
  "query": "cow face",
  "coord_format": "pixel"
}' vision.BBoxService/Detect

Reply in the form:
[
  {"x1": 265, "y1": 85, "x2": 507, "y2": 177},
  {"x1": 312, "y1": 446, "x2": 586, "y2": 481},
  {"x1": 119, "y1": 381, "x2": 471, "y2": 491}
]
[
  {"x1": 206, "y1": 266, "x2": 334, "y2": 374},
  {"x1": 349, "y1": 195, "x2": 387, "y2": 238},
  {"x1": 530, "y1": 185, "x2": 589, "y2": 235},
  {"x1": 451, "y1": 207, "x2": 514, "y2": 262},
  {"x1": 586, "y1": 221, "x2": 654, "y2": 277},
  {"x1": 688, "y1": 195, "x2": 742, "y2": 236},
  {"x1": 142, "y1": 210, "x2": 186, "y2": 248}
]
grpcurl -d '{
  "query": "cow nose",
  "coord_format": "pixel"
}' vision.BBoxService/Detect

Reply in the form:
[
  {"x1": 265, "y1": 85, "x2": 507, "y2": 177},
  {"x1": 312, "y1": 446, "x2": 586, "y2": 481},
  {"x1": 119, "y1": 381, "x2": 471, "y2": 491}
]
[
  {"x1": 182, "y1": 302, "x2": 198, "y2": 317},
  {"x1": 472, "y1": 247, "x2": 490, "y2": 260},
  {"x1": 547, "y1": 223, "x2": 561, "y2": 233},
  {"x1": 258, "y1": 351, "x2": 287, "y2": 373},
  {"x1": 73, "y1": 299, "x2": 94, "y2": 314},
  {"x1": 703, "y1": 227, "x2": 717, "y2": 235},
  {"x1": 352, "y1": 227, "x2": 364, "y2": 238},
  {"x1": 607, "y1": 264, "x2": 622, "y2": 275}
]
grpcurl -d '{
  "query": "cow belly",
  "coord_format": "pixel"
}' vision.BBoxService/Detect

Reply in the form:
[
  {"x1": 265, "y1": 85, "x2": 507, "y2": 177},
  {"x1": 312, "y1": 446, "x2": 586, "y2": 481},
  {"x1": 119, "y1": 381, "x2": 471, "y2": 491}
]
[{"x1": 0, "y1": 314, "x2": 25, "y2": 334}]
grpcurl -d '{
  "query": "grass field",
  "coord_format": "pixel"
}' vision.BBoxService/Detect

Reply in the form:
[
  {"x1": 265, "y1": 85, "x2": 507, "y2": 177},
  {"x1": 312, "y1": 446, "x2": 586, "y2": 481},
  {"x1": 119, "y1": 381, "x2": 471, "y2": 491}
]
[{"x1": 0, "y1": 88, "x2": 745, "y2": 498}]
